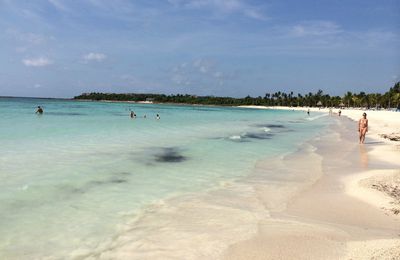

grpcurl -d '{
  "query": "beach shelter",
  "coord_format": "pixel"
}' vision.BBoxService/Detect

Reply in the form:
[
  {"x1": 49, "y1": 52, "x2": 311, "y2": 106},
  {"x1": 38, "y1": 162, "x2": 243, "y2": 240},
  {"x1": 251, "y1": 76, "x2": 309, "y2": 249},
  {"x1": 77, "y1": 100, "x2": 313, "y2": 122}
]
[
  {"x1": 317, "y1": 101, "x2": 323, "y2": 107},
  {"x1": 339, "y1": 102, "x2": 345, "y2": 108}
]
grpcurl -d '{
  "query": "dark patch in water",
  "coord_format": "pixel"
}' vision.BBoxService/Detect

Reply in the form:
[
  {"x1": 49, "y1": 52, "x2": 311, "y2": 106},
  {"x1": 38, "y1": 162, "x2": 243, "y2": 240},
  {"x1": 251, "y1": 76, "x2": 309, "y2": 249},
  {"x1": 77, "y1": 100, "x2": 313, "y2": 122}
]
[
  {"x1": 116, "y1": 172, "x2": 131, "y2": 176},
  {"x1": 108, "y1": 112, "x2": 127, "y2": 116},
  {"x1": 69, "y1": 187, "x2": 86, "y2": 194},
  {"x1": 109, "y1": 178, "x2": 127, "y2": 184},
  {"x1": 46, "y1": 112, "x2": 87, "y2": 116},
  {"x1": 229, "y1": 138, "x2": 251, "y2": 143},
  {"x1": 155, "y1": 147, "x2": 187, "y2": 163},
  {"x1": 243, "y1": 132, "x2": 273, "y2": 139},
  {"x1": 254, "y1": 124, "x2": 285, "y2": 128},
  {"x1": 87, "y1": 180, "x2": 106, "y2": 186},
  {"x1": 87, "y1": 176, "x2": 128, "y2": 187}
]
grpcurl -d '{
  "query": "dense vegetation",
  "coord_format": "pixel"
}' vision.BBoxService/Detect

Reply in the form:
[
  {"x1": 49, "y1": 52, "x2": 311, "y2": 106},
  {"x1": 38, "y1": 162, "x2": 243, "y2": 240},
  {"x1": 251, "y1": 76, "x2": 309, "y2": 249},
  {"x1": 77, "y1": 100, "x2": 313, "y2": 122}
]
[{"x1": 74, "y1": 82, "x2": 400, "y2": 108}]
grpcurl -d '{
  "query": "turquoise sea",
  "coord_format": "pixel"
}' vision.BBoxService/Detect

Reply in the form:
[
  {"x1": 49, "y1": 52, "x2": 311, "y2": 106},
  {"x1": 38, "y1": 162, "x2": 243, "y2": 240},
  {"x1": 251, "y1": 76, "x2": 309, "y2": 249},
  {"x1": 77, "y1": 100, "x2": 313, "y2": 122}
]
[{"x1": 0, "y1": 97, "x2": 329, "y2": 259}]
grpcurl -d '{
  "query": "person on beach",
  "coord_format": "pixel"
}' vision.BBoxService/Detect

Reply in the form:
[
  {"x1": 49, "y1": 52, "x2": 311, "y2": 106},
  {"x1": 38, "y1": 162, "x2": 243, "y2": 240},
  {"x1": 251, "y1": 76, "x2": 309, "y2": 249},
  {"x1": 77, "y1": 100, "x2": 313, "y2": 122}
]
[
  {"x1": 338, "y1": 110, "x2": 341, "y2": 116},
  {"x1": 358, "y1": 112, "x2": 368, "y2": 144},
  {"x1": 36, "y1": 106, "x2": 43, "y2": 114}
]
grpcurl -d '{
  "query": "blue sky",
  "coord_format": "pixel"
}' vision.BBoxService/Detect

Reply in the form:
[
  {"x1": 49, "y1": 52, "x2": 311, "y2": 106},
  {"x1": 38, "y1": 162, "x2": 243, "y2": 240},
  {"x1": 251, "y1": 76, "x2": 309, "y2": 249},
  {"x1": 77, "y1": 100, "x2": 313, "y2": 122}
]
[{"x1": 0, "y1": 0, "x2": 399, "y2": 98}]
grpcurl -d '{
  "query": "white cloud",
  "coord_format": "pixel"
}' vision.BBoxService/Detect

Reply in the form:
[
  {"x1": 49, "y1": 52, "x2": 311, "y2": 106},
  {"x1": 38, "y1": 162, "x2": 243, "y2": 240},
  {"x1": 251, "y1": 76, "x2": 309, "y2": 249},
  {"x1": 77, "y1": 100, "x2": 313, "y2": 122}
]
[
  {"x1": 193, "y1": 58, "x2": 213, "y2": 73},
  {"x1": 290, "y1": 21, "x2": 342, "y2": 37},
  {"x1": 171, "y1": 73, "x2": 191, "y2": 85},
  {"x1": 48, "y1": 0, "x2": 68, "y2": 11},
  {"x1": 82, "y1": 52, "x2": 107, "y2": 62},
  {"x1": 355, "y1": 30, "x2": 398, "y2": 47},
  {"x1": 22, "y1": 57, "x2": 53, "y2": 67},
  {"x1": 243, "y1": 9, "x2": 265, "y2": 20},
  {"x1": 171, "y1": 58, "x2": 230, "y2": 87},
  {"x1": 213, "y1": 71, "x2": 222, "y2": 78},
  {"x1": 168, "y1": 0, "x2": 266, "y2": 20}
]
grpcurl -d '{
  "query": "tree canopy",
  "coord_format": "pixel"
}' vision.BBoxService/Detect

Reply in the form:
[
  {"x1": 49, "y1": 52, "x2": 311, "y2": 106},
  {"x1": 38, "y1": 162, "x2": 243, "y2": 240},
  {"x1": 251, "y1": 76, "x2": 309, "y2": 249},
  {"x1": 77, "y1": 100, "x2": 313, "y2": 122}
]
[{"x1": 74, "y1": 82, "x2": 400, "y2": 109}]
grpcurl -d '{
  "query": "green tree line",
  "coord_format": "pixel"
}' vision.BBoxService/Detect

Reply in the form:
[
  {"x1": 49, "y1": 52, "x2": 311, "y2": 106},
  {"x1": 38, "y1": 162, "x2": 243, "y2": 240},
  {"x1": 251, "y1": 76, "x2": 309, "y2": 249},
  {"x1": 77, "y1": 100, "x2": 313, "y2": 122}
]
[{"x1": 74, "y1": 81, "x2": 400, "y2": 108}]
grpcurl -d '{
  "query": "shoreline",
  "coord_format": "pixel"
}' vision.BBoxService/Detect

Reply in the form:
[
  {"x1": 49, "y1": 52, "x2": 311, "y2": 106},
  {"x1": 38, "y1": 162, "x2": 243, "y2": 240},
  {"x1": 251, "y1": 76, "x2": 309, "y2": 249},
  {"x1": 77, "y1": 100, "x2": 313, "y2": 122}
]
[
  {"x1": 73, "y1": 109, "x2": 400, "y2": 259},
  {"x1": 74, "y1": 119, "x2": 332, "y2": 259},
  {"x1": 223, "y1": 113, "x2": 400, "y2": 259},
  {"x1": 83, "y1": 111, "x2": 399, "y2": 259},
  {"x1": 3, "y1": 98, "x2": 399, "y2": 258}
]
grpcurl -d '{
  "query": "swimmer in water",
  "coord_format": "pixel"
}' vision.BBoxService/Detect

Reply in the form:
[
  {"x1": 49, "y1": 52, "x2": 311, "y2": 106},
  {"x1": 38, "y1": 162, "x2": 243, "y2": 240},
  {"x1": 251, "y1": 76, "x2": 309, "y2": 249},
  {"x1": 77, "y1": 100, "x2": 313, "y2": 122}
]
[
  {"x1": 156, "y1": 114, "x2": 160, "y2": 120},
  {"x1": 36, "y1": 106, "x2": 43, "y2": 114},
  {"x1": 131, "y1": 111, "x2": 138, "y2": 118}
]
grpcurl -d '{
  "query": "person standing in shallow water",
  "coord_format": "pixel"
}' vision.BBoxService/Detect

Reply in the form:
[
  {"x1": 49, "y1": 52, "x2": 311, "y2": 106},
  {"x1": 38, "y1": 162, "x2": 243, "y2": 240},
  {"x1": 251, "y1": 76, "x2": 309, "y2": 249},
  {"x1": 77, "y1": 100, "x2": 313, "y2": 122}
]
[
  {"x1": 358, "y1": 112, "x2": 368, "y2": 144},
  {"x1": 36, "y1": 106, "x2": 43, "y2": 114}
]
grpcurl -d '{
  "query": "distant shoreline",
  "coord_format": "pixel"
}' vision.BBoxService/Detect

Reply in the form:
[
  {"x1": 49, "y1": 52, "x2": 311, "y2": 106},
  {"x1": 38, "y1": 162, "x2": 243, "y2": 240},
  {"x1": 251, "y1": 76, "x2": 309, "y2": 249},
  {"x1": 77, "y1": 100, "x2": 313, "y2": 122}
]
[
  {"x1": 73, "y1": 98, "x2": 249, "y2": 108},
  {"x1": 1, "y1": 96, "x2": 398, "y2": 112}
]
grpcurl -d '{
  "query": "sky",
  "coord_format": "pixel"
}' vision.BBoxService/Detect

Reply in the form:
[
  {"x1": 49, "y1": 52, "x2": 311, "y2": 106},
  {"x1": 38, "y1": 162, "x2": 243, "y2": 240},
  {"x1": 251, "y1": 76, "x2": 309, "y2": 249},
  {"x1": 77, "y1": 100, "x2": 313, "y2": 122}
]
[{"x1": 0, "y1": 0, "x2": 399, "y2": 98}]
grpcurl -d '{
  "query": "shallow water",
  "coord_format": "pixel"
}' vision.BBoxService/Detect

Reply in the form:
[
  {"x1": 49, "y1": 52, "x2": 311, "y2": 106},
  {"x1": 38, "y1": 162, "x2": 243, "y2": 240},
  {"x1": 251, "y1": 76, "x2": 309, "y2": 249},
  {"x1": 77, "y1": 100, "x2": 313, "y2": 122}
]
[{"x1": 0, "y1": 97, "x2": 329, "y2": 259}]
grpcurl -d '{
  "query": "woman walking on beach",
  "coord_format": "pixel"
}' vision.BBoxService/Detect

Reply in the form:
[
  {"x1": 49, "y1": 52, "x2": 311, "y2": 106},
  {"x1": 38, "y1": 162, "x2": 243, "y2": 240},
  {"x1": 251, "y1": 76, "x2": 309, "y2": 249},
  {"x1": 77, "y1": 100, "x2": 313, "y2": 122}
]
[{"x1": 358, "y1": 112, "x2": 368, "y2": 144}]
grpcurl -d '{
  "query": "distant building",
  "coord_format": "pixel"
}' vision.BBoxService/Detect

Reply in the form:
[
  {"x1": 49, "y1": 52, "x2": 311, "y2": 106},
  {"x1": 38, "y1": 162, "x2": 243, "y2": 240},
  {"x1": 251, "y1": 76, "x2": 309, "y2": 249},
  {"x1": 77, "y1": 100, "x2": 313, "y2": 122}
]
[{"x1": 146, "y1": 98, "x2": 154, "y2": 102}]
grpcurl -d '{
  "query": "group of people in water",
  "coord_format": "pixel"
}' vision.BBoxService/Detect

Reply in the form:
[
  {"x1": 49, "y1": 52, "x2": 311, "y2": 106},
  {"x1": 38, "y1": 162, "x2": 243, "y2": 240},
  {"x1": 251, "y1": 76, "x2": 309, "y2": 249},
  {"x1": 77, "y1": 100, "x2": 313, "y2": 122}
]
[
  {"x1": 130, "y1": 111, "x2": 160, "y2": 120},
  {"x1": 35, "y1": 106, "x2": 161, "y2": 120},
  {"x1": 36, "y1": 105, "x2": 368, "y2": 143}
]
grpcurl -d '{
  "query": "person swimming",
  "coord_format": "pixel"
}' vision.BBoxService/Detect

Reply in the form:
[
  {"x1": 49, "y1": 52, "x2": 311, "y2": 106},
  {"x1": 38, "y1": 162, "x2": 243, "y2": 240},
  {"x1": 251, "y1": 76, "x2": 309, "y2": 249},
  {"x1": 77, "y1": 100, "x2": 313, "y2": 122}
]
[
  {"x1": 156, "y1": 114, "x2": 160, "y2": 120},
  {"x1": 36, "y1": 106, "x2": 43, "y2": 114}
]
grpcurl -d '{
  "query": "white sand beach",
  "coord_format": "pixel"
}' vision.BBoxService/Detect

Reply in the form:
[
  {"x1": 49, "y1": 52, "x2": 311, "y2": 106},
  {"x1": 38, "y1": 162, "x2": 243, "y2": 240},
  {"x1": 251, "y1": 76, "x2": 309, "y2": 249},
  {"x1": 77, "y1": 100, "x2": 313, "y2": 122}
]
[{"x1": 226, "y1": 106, "x2": 400, "y2": 259}]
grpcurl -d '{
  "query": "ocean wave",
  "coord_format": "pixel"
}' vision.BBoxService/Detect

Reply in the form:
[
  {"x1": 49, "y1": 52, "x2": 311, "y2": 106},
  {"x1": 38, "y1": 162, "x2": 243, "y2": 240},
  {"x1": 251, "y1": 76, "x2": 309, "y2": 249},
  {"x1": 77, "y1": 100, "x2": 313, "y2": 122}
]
[
  {"x1": 305, "y1": 114, "x2": 328, "y2": 121},
  {"x1": 263, "y1": 127, "x2": 271, "y2": 132}
]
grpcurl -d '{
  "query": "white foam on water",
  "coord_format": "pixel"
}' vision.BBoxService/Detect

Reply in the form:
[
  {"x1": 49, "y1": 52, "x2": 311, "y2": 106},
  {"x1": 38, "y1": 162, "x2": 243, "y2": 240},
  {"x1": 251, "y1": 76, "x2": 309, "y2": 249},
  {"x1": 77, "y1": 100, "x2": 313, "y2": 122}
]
[{"x1": 305, "y1": 113, "x2": 328, "y2": 121}]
